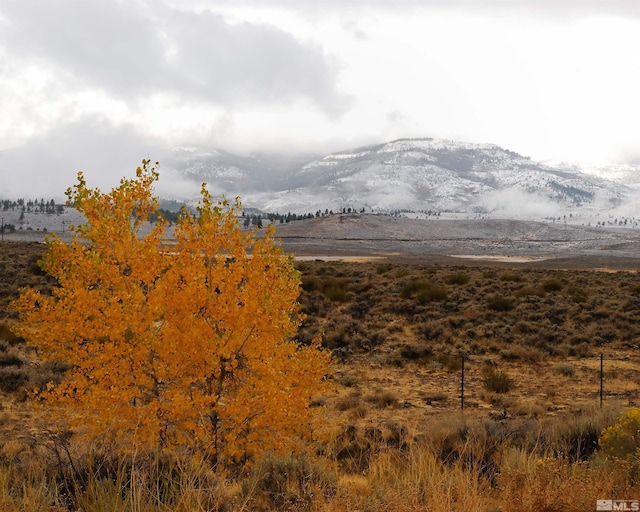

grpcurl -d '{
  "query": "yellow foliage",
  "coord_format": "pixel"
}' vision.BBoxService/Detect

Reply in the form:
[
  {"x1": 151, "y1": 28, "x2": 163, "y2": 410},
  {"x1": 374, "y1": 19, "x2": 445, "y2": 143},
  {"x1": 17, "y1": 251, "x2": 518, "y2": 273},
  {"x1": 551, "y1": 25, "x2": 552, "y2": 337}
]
[
  {"x1": 12, "y1": 160, "x2": 331, "y2": 467},
  {"x1": 599, "y1": 407, "x2": 640, "y2": 461}
]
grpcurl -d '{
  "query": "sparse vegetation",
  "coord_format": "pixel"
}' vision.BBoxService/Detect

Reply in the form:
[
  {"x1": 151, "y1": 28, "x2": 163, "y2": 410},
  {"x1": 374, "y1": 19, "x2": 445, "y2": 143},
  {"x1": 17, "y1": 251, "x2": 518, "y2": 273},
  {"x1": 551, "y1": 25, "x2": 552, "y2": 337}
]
[
  {"x1": 487, "y1": 295, "x2": 515, "y2": 311},
  {"x1": 482, "y1": 367, "x2": 514, "y2": 393},
  {"x1": 553, "y1": 363, "x2": 576, "y2": 377},
  {"x1": 400, "y1": 279, "x2": 448, "y2": 302},
  {"x1": 445, "y1": 271, "x2": 470, "y2": 285},
  {"x1": 542, "y1": 277, "x2": 563, "y2": 292},
  {"x1": 3, "y1": 240, "x2": 640, "y2": 509}
]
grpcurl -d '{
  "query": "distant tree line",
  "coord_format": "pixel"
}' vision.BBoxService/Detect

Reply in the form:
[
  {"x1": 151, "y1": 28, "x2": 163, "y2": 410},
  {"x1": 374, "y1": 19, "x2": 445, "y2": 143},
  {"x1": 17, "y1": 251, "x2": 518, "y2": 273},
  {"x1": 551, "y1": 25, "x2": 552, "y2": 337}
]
[
  {"x1": 241, "y1": 207, "x2": 373, "y2": 229},
  {"x1": 0, "y1": 223, "x2": 16, "y2": 234},
  {"x1": 147, "y1": 208, "x2": 183, "y2": 225},
  {"x1": 1, "y1": 198, "x2": 65, "y2": 214}
]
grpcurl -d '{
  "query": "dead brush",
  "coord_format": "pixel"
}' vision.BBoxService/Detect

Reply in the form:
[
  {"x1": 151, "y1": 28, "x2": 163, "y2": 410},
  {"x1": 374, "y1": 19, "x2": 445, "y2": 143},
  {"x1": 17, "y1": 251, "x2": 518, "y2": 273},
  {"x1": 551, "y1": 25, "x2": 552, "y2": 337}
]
[
  {"x1": 482, "y1": 366, "x2": 514, "y2": 394},
  {"x1": 242, "y1": 453, "x2": 338, "y2": 510},
  {"x1": 366, "y1": 389, "x2": 398, "y2": 409}
]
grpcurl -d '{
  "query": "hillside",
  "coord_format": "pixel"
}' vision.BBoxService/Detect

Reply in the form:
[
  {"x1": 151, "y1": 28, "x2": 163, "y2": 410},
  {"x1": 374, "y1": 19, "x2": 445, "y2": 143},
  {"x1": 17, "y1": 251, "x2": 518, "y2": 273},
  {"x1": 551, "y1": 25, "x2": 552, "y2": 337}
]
[{"x1": 161, "y1": 138, "x2": 639, "y2": 219}]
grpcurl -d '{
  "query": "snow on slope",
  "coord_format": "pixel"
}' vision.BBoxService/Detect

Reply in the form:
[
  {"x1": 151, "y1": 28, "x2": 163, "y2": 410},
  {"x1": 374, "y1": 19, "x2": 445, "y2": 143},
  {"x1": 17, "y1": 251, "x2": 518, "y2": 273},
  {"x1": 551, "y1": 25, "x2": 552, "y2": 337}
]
[
  {"x1": 161, "y1": 138, "x2": 635, "y2": 220},
  {"x1": 250, "y1": 138, "x2": 629, "y2": 217}
]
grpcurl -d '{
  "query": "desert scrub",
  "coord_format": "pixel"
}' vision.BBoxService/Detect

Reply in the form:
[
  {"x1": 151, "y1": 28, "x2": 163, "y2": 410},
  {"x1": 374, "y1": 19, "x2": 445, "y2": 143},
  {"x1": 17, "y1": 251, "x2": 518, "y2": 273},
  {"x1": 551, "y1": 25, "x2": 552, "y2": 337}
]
[
  {"x1": 366, "y1": 390, "x2": 398, "y2": 409},
  {"x1": 0, "y1": 369, "x2": 28, "y2": 393},
  {"x1": 444, "y1": 272, "x2": 470, "y2": 285},
  {"x1": 482, "y1": 367, "x2": 514, "y2": 393},
  {"x1": 542, "y1": 277, "x2": 563, "y2": 292},
  {"x1": 337, "y1": 373, "x2": 359, "y2": 387},
  {"x1": 320, "y1": 277, "x2": 352, "y2": 302},
  {"x1": 0, "y1": 351, "x2": 23, "y2": 368},
  {"x1": 302, "y1": 275, "x2": 353, "y2": 302},
  {"x1": 487, "y1": 295, "x2": 515, "y2": 312},
  {"x1": 301, "y1": 275, "x2": 321, "y2": 292},
  {"x1": 514, "y1": 286, "x2": 545, "y2": 298},
  {"x1": 500, "y1": 272, "x2": 524, "y2": 283},
  {"x1": 376, "y1": 263, "x2": 394, "y2": 274},
  {"x1": 499, "y1": 345, "x2": 544, "y2": 363},
  {"x1": 400, "y1": 280, "x2": 448, "y2": 303},
  {"x1": 336, "y1": 392, "x2": 365, "y2": 412},
  {"x1": 423, "y1": 391, "x2": 448, "y2": 405},
  {"x1": 242, "y1": 453, "x2": 338, "y2": 510},
  {"x1": 0, "y1": 323, "x2": 24, "y2": 345},
  {"x1": 552, "y1": 363, "x2": 576, "y2": 377},
  {"x1": 399, "y1": 344, "x2": 432, "y2": 361},
  {"x1": 395, "y1": 268, "x2": 411, "y2": 278},
  {"x1": 434, "y1": 353, "x2": 463, "y2": 372}
]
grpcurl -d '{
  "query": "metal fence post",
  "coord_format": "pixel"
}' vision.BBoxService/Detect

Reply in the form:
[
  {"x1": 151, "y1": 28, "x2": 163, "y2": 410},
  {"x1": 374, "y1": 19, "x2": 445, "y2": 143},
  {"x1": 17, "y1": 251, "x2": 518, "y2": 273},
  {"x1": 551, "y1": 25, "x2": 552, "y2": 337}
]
[
  {"x1": 600, "y1": 353, "x2": 604, "y2": 408},
  {"x1": 461, "y1": 354, "x2": 465, "y2": 412}
]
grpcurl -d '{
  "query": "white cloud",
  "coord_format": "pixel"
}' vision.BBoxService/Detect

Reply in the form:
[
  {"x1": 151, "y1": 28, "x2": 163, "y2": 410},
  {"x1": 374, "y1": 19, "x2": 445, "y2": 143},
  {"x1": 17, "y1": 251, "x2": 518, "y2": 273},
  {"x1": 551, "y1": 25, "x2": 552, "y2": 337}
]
[
  {"x1": 0, "y1": 0, "x2": 345, "y2": 110},
  {"x1": 0, "y1": 0, "x2": 638, "y2": 200},
  {"x1": 0, "y1": 117, "x2": 165, "y2": 199}
]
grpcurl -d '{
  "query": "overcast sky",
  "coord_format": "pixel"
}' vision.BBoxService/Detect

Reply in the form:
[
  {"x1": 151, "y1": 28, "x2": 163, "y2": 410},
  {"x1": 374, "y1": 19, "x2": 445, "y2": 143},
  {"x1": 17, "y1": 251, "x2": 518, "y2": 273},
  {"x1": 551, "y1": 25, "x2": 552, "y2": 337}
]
[{"x1": 0, "y1": 0, "x2": 639, "y2": 198}]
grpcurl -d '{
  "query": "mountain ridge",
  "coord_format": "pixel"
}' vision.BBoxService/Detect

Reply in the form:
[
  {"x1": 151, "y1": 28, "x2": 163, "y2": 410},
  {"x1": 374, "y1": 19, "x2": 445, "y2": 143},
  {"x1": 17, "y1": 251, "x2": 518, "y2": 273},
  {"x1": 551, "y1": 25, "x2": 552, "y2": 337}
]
[{"x1": 161, "y1": 138, "x2": 639, "y2": 220}]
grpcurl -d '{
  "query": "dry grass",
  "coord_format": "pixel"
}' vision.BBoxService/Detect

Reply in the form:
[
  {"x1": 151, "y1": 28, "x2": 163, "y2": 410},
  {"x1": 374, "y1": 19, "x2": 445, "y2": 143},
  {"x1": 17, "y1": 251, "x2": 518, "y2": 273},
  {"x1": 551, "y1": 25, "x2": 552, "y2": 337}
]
[{"x1": 1, "y1": 412, "x2": 636, "y2": 511}]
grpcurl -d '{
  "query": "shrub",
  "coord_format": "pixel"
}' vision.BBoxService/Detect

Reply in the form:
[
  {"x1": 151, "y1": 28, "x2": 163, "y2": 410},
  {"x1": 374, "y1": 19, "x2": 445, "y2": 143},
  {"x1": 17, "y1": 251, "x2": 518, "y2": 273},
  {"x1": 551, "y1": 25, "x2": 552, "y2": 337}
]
[
  {"x1": 322, "y1": 278, "x2": 352, "y2": 302},
  {"x1": 0, "y1": 353, "x2": 23, "y2": 368},
  {"x1": 599, "y1": 407, "x2": 640, "y2": 461},
  {"x1": 444, "y1": 272, "x2": 470, "y2": 285},
  {"x1": 294, "y1": 262, "x2": 309, "y2": 272},
  {"x1": 0, "y1": 369, "x2": 28, "y2": 393},
  {"x1": 417, "y1": 285, "x2": 448, "y2": 303},
  {"x1": 482, "y1": 368, "x2": 514, "y2": 393},
  {"x1": 400, "y1": 280, "x2": 426, "y2": 299},
  {"x1": 242, "y1": 454, "x2": 337, "y2": 510},
  {"x1": 26, "y1": 257, "x2": 46, "y2": 276},
  {"x1": 336, "y1": 393, "x2": 363, "y2": 412},
  {"x1": 542, "y1": 278, "x2": 563, "y2": 292},
  {"x1": 367, "y1": 390, "x2": 398, "y2": 409},
  {"x1": 395, "y1": 268, "x2": 410, "y2": 278},
  {"x1": 487, "y1": 295, "x2": 514, "y2": 312},
  {"x1": 423, "y1": 391, "x2": 448, "y2": 405},
  {"x1": 434, "y1": 353, "x2": 463, "y2": 372},
  {"x1": 376, "y1": 264, "x2": 393, "y2": 274},
  {"x1": 500, "y1": 273, "x2": 523, "y2": 283},
  {"x1": 512, "y1": 321, "x2": 535, "y2": 334},
  {"x1": 399, "y1": 345, "x2": 432, "y2": 361},
  {"x1": 0, "y1": 323, "x2": 24, "y2": 345},
  {"x1": 553, "y1": 363, "x2": 576, "y2": 377},
  {"x1": 514, "y1": 286, "x2": 545, "y2": 298},
  {"x1": 567, "y1": 286, "x2": 588, "y2": 303},
  {"x1": 499, "y1": 345, "x2": 544, "y2": 363},
  {"x1": 337, "y1": 373, "x2": 360, "y2": 387},
  {"x1": 415, "y1": 323, "x2": 443, "y2": 341},
  {"x1": 400, "y1": 279, "x2": 448, "y2": 303},
  {"x1": 301, "y1": 276, "x2": 321, "y2": 292}
]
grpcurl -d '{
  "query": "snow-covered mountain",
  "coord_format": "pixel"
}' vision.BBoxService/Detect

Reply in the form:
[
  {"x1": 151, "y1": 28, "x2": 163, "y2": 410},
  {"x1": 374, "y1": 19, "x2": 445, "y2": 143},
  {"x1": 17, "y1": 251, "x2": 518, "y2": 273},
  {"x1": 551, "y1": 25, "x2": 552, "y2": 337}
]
[
  {"x1": 161, "y1": 138, "x2": 639, "y2": 220},
  {"x1": 162, "y1": 146, "x2": 311, "y2": 193}
]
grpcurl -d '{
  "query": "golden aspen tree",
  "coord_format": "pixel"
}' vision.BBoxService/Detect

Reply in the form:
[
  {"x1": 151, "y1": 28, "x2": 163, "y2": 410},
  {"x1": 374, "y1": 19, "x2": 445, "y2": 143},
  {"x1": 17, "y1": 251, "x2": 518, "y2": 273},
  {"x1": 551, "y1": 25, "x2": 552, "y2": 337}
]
[{"x1": 13, "y1": 160, "x2": 331, "y2": 467}]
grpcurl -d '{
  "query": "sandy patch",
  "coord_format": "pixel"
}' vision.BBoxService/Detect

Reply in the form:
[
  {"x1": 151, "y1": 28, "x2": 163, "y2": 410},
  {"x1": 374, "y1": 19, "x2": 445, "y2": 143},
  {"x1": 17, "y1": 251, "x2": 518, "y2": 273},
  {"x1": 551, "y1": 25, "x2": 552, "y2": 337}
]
[
  {"x1": 449, "y1": 254, "x2": 554, "y2": 263},
  {"x1": 294, "y1": 255, "x2": 387, "y2": 262}
]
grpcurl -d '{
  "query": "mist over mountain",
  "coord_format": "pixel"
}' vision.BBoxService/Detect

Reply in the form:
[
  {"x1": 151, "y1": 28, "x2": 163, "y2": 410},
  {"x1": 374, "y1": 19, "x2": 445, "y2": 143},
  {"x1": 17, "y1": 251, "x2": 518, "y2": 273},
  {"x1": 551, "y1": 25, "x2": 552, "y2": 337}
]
[{"x1": 159, "y1": 138, "x2": 640, "y2": 221}]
